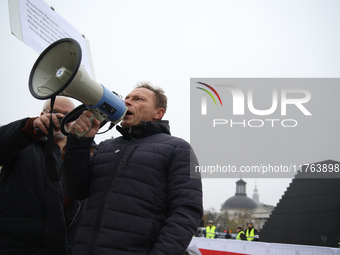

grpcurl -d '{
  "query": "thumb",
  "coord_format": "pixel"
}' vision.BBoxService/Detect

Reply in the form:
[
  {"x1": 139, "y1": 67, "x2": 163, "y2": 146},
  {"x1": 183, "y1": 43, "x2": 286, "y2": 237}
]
[
  {"x1": 93, "y1": 118, "x2": 101, "y2": 130},
  {"x1": 83, "y1": 117, "x2": 101, "y2": 138}
]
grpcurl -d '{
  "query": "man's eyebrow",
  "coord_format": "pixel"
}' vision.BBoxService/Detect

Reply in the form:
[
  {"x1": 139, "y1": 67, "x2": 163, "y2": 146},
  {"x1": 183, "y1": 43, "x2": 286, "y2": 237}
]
[{"x1": 126, "y1": 94, "x2": 146, "y2": 99}]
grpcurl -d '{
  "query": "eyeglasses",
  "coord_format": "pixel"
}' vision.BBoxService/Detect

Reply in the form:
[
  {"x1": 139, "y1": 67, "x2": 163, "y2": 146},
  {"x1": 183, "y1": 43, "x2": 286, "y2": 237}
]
[{"x1": 43, "y1": 109, "x2": 69, "y2": 115}]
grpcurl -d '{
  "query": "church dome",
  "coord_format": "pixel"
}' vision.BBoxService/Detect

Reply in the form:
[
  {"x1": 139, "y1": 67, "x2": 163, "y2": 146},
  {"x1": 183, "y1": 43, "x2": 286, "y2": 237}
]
[
  {"x1": 221, "y1": 195, "x2": 258, "y2": 210},
  {"x1": 221, "y1": 179, "x2": 258, "y2": 210}
]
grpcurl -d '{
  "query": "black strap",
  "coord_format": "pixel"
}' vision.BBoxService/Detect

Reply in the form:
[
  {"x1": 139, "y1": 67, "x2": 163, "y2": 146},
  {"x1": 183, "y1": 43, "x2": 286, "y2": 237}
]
[
  {"x1": 60, "y1": 104, "x2": 113, "y2": 136},
  {"x1": 45, "y1": 96, "x2": 59, "y2": 182},
  {"x1": 60, "y1": 104, "x2": 88, "y2": 136}
]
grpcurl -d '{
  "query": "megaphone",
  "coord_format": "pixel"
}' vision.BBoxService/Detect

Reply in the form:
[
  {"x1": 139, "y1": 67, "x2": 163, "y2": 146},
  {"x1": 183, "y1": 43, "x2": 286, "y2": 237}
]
[{"x1": 29, "y1": 38, "x2": 127, "y2": 136}]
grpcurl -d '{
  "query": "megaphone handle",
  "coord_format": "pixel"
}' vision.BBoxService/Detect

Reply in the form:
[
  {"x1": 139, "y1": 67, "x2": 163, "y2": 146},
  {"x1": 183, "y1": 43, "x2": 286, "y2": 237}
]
[{"x1": 74, "y1": 109, "x2": 107, "y2": 137}]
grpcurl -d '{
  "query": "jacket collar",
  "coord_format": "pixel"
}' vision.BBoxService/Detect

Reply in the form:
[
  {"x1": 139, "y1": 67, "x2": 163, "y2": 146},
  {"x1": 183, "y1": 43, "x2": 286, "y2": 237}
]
[{"x1": 116, "y1": 120, "x2": 171, "y2": 141}]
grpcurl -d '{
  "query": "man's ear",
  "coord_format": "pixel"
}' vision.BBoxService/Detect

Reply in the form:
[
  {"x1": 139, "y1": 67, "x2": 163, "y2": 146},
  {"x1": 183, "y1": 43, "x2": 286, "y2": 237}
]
[{"x1": 153, "y1": 108, "x2": 165, "y2": 120}]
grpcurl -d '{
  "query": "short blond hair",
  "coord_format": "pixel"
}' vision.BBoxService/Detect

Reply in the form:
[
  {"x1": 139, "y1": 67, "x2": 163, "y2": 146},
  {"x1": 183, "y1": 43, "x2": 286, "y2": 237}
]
[{"x1": 135, "y1": 82, "x2": 167, "y2": 112}]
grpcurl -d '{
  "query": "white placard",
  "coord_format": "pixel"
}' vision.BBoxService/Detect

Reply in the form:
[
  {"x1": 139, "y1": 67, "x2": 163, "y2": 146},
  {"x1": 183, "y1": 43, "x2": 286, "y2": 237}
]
[{"x1": 10, "y1": 0, "x2": 94, "y2": 78}]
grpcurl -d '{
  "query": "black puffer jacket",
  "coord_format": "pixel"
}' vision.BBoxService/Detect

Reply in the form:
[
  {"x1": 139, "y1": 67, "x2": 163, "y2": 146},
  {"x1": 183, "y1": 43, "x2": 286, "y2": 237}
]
[
  {"x1": 0, "y1": 118, "x2": 66, "y2": 255},
  {"x1": 63, "y1": 121, "x2": 203, "y2": 255}
]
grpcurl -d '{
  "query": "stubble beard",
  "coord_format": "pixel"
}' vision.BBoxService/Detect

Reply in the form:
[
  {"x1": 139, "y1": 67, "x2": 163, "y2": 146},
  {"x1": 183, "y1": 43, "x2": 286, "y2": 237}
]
[{"x1": 53, "y1": 131, "x2": 66, "y2": 141}]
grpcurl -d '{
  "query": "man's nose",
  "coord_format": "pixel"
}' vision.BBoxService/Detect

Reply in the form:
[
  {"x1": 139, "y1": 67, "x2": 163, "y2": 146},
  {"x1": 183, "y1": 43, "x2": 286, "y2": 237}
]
[{"x1": 124, "y1": 99, "x2": 131, "y2": 106}]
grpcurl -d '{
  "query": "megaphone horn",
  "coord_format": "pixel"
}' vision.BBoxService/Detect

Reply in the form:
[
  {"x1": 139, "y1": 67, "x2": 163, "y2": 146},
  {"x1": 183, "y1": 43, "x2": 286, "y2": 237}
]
[{"x1": 29, "y1": 38, "x2": 127, "y2": 137}]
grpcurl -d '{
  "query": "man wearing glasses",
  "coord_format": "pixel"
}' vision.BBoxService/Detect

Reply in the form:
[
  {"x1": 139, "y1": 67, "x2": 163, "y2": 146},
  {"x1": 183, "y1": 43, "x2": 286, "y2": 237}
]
[{"x1": 0, "y1": 96, "x2": 79, "y2": 255}]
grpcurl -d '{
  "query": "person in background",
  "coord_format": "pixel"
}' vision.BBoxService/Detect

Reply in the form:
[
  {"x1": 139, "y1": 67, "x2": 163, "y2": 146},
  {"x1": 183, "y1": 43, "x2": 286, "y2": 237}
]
[
  {"x1": 205, "y1": 220, "x2": 218, "y2": 239},
  {"x1": 225, "y1": 229, "x2": 232, "y2": 239},
  {"x1": 0, "y1": 96, "x2": 86, "y2": 255},
  {"x1": 236, "y1": 227, "x2": 246, "y2": 240},
  {"x1": 246, "y1": 222, "x2": 260, "y2": 241},
  {"x1": 0, "y1": 96, "x2": 83, "y2": 254}
]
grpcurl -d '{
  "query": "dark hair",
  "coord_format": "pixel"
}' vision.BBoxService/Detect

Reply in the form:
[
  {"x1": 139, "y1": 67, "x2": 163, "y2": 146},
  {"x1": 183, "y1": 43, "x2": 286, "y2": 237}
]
[{"x1": 135, "y1": 82, "x2": 167, "y2": 112}]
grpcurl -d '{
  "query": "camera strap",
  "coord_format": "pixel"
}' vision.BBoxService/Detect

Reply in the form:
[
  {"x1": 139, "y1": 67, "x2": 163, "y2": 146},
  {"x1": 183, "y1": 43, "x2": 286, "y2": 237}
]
[{"x1": 45, "y1": 95, "x2": 60, "y2": 182}]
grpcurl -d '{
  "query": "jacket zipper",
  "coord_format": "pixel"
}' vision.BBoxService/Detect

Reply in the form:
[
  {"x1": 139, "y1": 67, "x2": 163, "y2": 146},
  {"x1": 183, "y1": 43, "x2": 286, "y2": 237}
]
[
  {"x1": 121, "y1": 145, "x2": 138, "y2": 175},
  {"x1": 88, "y1": 138, "x2": 135, "y2": 255},
  {"x1": 66, "y1": 200, "x2": 83, "y2": 230}
]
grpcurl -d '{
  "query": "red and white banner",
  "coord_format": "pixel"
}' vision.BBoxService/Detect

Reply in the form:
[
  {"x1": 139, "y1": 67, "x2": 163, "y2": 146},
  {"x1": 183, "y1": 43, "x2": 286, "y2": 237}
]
[{"x1": 189, "y1": 237, "x2": 340, "y2": 255}]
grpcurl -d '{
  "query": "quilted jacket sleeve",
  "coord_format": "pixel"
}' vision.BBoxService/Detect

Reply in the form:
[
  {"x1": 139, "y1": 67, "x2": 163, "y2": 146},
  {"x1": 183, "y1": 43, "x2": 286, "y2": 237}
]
[
  {"x1": 0, "y1": 118, "x2": 33, "y2": 166},
  {"x1": 150, "y1": 139, "x2": 203, "y2": 255},
  {"x1": 62, "y1": 134, "x2": 94, "y2": 200}
]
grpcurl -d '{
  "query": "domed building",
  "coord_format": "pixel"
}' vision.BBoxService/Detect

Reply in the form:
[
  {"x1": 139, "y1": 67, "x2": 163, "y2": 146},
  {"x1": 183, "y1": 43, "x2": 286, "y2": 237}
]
[
  {"x1": 221, "y1": 179, "x2": 274, "y2": 230},
  {"x1": 221, "y1": 179, "x2": 257, "y2": 218}
]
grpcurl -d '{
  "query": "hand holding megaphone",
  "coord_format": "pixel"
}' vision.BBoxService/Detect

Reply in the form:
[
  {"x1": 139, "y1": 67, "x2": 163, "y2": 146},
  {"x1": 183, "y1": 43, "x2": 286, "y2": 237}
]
[
  {"x1": 29, "y1": 38, "x2": 127, "y2": 137},
  {"x1": 70, "y1": 110, "x2": 101, "y2": 137},
  {"x1": 33, "y1": 112, "x2": 64, "y2": 136}
]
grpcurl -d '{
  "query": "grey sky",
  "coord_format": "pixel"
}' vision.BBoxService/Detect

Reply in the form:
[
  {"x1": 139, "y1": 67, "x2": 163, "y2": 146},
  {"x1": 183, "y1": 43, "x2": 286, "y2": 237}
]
[{"x1": 1, "y1": 0, "x2": 339, "y2": 211}]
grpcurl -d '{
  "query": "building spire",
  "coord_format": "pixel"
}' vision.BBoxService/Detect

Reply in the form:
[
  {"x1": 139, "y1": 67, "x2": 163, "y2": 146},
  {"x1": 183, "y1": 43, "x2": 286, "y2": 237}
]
[{"x1": 252, "y1": 179, "x2": 260, "y2": 205}]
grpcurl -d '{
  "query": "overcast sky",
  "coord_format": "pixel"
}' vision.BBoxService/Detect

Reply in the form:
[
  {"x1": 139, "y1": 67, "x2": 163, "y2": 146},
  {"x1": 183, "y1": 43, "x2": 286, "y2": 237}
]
[{"x1": 1, "y1": 0, "x2": 340, "y2": 212}]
